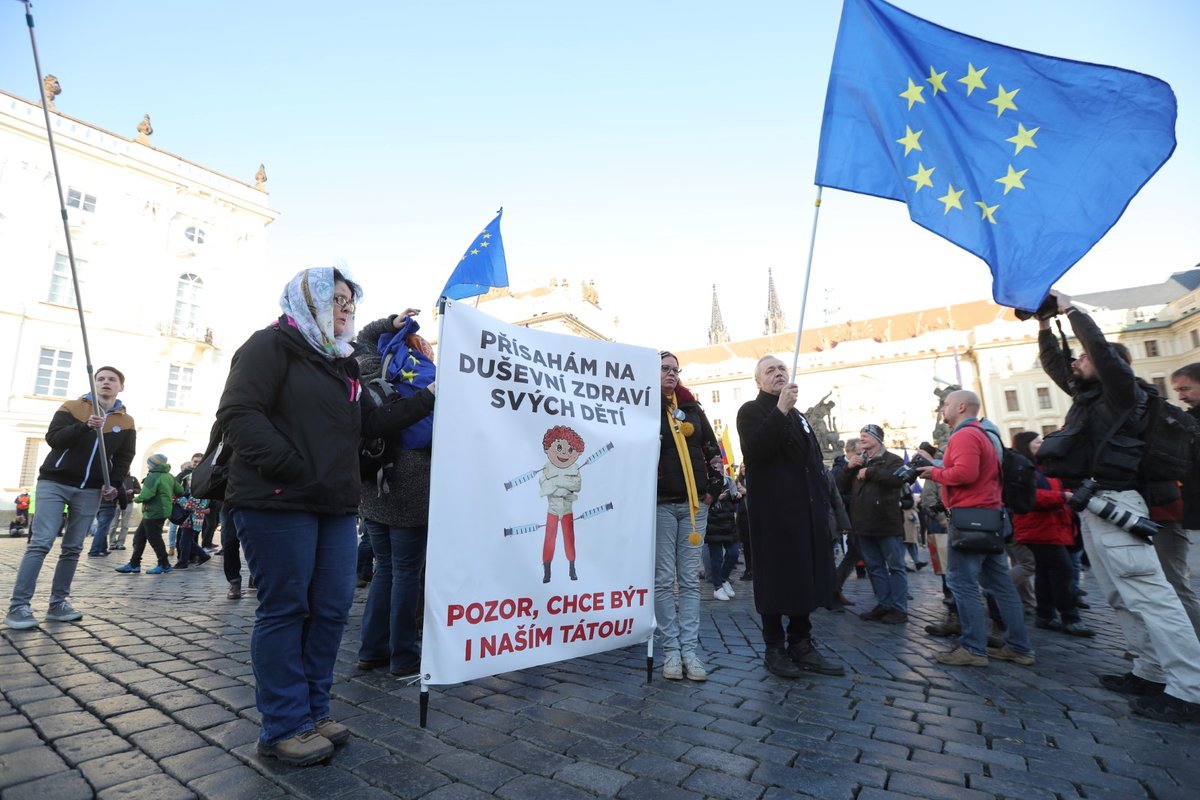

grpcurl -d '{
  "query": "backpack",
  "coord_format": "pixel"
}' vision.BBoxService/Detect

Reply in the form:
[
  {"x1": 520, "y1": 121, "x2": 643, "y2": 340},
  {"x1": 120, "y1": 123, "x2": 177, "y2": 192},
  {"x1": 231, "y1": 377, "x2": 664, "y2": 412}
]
[
  {"x1": 359, "y1": 352, "x2": 397, "y2": 496},
  {"x1": 973, "y1": 424, "x2": 1038, "y2": 514},
  {"x1": 1137, "y1": 383, "x2": 1200, "y2": 483}
]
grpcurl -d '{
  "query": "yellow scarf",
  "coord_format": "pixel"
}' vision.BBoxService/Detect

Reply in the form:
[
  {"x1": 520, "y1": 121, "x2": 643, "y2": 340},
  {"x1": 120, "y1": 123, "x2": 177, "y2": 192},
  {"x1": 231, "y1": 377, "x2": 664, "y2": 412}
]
[{"x1": 666, "y1": 394, "x2": 703, "y2": 545}]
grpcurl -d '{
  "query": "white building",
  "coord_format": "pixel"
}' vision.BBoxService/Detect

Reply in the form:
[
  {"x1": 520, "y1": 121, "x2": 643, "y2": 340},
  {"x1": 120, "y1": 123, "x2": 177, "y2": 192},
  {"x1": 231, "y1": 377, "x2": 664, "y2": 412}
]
[{"x1": 0, "y1": 86, "x2": 277, "y2": 498}]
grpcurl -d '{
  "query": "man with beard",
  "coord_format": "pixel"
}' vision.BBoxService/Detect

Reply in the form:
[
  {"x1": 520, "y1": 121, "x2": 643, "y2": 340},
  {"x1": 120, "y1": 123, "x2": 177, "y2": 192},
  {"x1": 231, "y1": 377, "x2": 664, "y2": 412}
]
[{"x1": 736, "y1": 356, "x2": 844, "y2": 678}]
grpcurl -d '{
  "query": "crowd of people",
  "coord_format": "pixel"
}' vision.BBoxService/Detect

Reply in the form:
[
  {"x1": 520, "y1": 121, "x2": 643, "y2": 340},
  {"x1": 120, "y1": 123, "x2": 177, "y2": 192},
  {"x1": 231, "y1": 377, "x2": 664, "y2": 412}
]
[{"x1": 6, "y1": 277, "x2": 1200, "y2": 771}]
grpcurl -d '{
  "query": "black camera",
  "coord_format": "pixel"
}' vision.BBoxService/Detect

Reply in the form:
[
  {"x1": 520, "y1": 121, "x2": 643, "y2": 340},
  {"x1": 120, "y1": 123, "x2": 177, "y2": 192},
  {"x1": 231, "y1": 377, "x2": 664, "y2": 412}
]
[
  {"x1": 1067, "y1": 479, "x2": 1161, "y2": 540},
  {"x1": 1014, "y1": 294, "x2": 1060, "y2": 322},
  {"x1": 893, "y1": 453, "x2": 932, "y2": 485}
]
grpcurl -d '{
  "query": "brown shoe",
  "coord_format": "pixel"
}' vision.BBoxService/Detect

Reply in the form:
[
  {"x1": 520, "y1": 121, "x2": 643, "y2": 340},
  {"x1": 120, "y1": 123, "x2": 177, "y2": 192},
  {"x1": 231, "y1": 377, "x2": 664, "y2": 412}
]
[
  {"x1": 227, "y1": 580, "x2": 242, "y2": 600},
  {"x1": 256, "y1": 730, "x2": 333, "y2": 766},
  {"x1": 315, "y1": 717, "x2": 350, "y2": 746},
  {"x1": 935, "y1": 646, "x2": 988, "y2": 667},
  {"x1": 987, "y1": 645, "x2": 1035, "y2": 666},
  {"x1": 879, "y1": 609, "x2": 908, "y2": 625}
]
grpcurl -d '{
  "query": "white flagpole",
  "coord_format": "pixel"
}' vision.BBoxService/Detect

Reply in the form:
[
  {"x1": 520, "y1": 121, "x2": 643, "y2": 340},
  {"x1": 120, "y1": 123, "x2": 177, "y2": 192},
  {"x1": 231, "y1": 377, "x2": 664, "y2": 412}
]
[{"x1": 789, "y1": 188, "x2": 824, "y2": 377}]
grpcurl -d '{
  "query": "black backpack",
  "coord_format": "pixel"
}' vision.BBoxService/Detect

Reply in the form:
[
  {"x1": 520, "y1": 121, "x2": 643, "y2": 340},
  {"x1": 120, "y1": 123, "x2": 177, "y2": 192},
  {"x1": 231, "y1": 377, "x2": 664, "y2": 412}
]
[
  {"x1": 1137, "y1": 382, "x2": 1200, "y2": 483},
  {"x1": 359, "y1": 353, "x2": 397, "y2": 496},
  {"x1": 975, "y1": 424, "x2": 1038, "y2": 514}
]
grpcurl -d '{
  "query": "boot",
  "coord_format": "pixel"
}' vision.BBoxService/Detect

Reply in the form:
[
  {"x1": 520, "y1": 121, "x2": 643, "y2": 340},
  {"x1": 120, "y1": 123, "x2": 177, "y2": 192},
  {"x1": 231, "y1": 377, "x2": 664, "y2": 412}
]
[
  {"x1": 568, "y1": 561, "x2": 578, "y2": 581},
  {"x1": 227, "y1": 580, "x2": 242, "y2": 600},
  {"x1": 787, "y1": 640, "x2": 846, "y2": 676},
  {"x1": 542, "y1": 562, "x2": 551, "y2": 583},
  {"x1": 764, "y1": 646, "x2": 803, "y2": 678},
  {"x1": 924, "y1": 610, "x2": 961, "y2": 637}
]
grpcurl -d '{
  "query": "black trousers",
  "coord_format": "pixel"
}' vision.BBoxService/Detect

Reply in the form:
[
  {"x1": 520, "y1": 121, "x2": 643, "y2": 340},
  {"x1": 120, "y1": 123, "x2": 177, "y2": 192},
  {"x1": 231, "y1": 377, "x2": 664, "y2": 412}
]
[
  {"x1": 128, "y1": 516, "x2": 169, "y2": 568},
  {"x1": 762, "y1": 613, "x2": 812, "y2": 648},
  {"x1": 1028, "y1": 542, "x2": 1080, "y2": 623}
]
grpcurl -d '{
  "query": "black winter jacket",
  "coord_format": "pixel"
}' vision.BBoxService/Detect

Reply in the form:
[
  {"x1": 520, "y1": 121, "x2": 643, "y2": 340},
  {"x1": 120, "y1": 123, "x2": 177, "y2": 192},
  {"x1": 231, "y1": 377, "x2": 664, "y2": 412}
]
[
  {"x1": 837, "y1": 449, "x2": 905, "y2": 536},
  {"x1": 1182, "y1": 405, "x2": 1200, "y2": 528},
  {"x1": 657, "y1": 386, "x2": 722, "y2": 502},
  {"x1": 1039, "y1": 310, "x2": 1146, "y2": 490},
  {"x1": 216, "y1": 317, "x2": 362, "y2": 514}
]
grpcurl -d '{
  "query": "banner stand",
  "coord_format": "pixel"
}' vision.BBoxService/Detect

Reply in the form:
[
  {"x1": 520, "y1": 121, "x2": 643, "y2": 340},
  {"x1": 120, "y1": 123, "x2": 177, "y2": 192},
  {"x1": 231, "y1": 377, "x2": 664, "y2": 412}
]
[
  {"x1": 645, "y1": 637, "x2": 654, "y2": 683},
  {"x1": 420, "y1": 683, "x2": 429, "y2": 728}
]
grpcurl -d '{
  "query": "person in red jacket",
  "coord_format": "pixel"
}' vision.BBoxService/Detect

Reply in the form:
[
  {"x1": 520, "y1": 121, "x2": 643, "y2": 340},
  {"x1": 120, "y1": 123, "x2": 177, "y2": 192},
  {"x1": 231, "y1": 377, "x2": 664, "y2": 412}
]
[{"x1": 1011, "y1": 432, "x2": 1093, "y2": 637}]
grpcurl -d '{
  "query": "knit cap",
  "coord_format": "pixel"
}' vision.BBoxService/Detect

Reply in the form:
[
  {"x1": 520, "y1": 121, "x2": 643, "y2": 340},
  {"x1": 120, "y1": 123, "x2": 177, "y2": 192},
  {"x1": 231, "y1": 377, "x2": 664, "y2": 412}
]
[
  {"x1": 860, "y1": 424, "x2": 885, "y2": 446},
  {"x1": 147, "y1": 453, "x2": 169, "y2": 468}
]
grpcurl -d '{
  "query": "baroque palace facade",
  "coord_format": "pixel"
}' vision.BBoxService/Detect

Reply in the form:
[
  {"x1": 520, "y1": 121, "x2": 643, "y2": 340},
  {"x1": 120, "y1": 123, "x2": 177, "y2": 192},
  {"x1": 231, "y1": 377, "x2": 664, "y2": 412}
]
[{"x1": 0, "y1": 84, "x2": 277, "y2": 497}]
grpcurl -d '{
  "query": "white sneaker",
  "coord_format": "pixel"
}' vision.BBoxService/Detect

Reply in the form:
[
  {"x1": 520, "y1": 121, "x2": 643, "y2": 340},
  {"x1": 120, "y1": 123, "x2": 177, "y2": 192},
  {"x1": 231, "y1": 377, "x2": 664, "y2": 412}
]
[
  {"x1": 721, "y1": 580, "x2": 736, "y2": 598},
  {"x1": 713, "y1": 587, "x2": 731, "y2": 601},
  {"x1": 682, "y1": 652, "x2": 708, "y2": 681},
  {"x1": 662, "y1": 652, "x2": 683, "y2": 680}
]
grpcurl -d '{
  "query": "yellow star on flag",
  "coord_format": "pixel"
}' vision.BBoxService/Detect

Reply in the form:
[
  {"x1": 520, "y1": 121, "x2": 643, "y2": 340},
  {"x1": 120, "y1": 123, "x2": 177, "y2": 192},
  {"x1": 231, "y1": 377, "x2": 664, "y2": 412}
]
[
  {"x1": 938, "y1": 184, "x2": 964, "y2": 214},
  {"x1": 470, "y1": 249, "x2": 480, "y2": 255},
  {"x1": 401, "y1": 369, "x2": 418, "y2": 383},
  {"x1": 958, "y1": 63, "x2": 988, "y2": 95},
  {"x1": 926, "y1": 66, "x2": 947, "y2": 95},
  {"x1": 996, "y1": 164, "x2": 1028, "y2": 195},
  {"x1": 480, "y1": 241, "x2": 489, "y2": 247},
  {"x1": 975, "y1": 200, "x2": 999, "y2": 224},
  {"x1": 908, "y1": 162, "x2": 935, "y2": 192},
  {"x1": 899, "y1": 77, "x2": 925, "y2": 110},
  {"x1": 482, "y1": 233, "x2": 491, "y2": 239},
  {"x1": 896, "y1": 125, "x2": 923, "y2": 156},
  {"x1": 988, "y1": 84, "x2": 1019, "y2": 117},
  {"x1": 1007, "y1": 123, "x2": 1039, "y2": 155}
]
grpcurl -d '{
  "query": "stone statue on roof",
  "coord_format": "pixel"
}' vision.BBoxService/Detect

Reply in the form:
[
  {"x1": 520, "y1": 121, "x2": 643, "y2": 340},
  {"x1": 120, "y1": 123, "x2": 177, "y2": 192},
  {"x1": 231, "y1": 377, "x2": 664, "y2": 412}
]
[
  {"x1": 42, "y1": 74, "x2": 61, "y2": 111},
  {"x1": 804, "y1": 392, "x2": 842, "y2": 455},
  {"x1": 254, "y1": 164, "x2": 268, "y2": 191},
  {"x1": 135, "y1": 114, "x2": 153, "y2": 145}
]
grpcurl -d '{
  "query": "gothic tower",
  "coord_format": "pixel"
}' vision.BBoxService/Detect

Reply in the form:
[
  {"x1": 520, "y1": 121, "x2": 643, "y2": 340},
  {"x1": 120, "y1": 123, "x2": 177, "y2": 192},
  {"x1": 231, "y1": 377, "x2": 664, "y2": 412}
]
[
  {"x1": 764, "y1": 268, "x2": 786, "y2": 335},
  {"x1": 707, "y1": 284, "x2": 730, "y2": 345}
]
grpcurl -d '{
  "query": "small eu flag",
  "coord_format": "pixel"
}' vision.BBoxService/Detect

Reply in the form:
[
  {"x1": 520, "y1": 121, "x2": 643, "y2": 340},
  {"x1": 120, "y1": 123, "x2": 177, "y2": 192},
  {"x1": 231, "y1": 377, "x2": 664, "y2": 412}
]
[
  {"x1": 439, "y1": 209, "x2": 509, "y2": 302},
  {"x1": 814, "y1": 0, "x2": 1177, "y2": 311}
]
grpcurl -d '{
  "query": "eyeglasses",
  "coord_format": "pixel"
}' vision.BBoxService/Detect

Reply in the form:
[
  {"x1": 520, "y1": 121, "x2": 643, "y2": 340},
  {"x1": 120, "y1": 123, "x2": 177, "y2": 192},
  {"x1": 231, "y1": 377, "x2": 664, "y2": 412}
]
[
  {"x1": 661, "y1": 365, "x2": 682, "y2": 375},
  {"x1": 332, "y1": 295, "x2": 356, "y2": 314}
]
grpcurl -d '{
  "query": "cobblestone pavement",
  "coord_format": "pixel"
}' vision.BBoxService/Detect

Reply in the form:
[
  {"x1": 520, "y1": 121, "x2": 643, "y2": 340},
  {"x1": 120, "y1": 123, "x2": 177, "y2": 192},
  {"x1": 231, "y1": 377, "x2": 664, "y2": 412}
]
[{"x1": 2, "y1": 537, "x2": 1198, "y2": 799}]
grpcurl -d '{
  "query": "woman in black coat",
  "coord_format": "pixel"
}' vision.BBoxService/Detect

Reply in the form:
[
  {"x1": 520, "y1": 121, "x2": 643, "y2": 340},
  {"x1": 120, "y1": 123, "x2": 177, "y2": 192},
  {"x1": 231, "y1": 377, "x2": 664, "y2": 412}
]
[{"x1": 216, "y1": 266, "x2": 363, "y2": 767}]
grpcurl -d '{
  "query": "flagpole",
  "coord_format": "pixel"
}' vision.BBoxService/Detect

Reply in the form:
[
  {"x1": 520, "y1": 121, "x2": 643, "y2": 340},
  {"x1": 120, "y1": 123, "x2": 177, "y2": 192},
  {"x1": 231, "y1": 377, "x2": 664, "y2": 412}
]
[
  {"x1": 21, "y1": 0, "x2": 111, "y2": 489},
  {"x1": 789, "y1": 188, "x2": 823, "y2": 376}
]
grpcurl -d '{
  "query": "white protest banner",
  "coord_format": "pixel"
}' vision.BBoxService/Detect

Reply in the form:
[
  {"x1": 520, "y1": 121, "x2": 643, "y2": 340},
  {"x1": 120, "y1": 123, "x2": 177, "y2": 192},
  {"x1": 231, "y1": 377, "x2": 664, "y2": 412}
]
[{"x1": 421, "y1": 300, "x2": 659, "y2": 685}]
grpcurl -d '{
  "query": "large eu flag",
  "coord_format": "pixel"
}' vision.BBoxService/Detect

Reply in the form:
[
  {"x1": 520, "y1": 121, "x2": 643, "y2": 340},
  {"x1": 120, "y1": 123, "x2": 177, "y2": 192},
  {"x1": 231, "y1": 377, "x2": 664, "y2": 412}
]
[
  {"x1": 814, "y1": 0, "x2": 1176, "y2": 311},
  {"x1": 439, "y1": 209, "x2": 509, "y2": 302}
]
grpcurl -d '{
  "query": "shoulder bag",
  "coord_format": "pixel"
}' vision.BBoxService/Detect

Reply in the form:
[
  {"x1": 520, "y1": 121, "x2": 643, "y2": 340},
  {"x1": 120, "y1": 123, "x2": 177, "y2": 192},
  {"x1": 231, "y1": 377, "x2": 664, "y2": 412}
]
[{"x1": 947, "y1": 507, "x2": 1006, "y2": 554}]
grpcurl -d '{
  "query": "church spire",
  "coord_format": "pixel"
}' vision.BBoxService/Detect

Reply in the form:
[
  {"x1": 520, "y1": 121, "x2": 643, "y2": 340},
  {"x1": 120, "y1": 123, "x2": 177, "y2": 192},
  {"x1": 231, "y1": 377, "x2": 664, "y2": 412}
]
[
  {"x1": 707, "y1": 284, "x2": 730, "y2": 345},
  {"x1": 764, "y1": 268, "x2": 786, "y2": 335}
]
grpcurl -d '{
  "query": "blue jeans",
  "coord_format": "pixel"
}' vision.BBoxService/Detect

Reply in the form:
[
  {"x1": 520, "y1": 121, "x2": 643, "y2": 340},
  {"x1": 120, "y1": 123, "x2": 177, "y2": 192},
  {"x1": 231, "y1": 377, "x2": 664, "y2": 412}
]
[
  {"x1": 356, "y1": 524, "x2": 375, "y2": 580},
  {"x1": 654, "y1": 502, "x2": 706, "y2": 657},
  {"x1": 946, "y1": 534, "x2": 1032, "y2": 657},
  {"x1": 234, "y1": 508, "x2": 357, "y2": 745},
  {"x1": 859, "y1": 535, "x2": 909, "y2": 612},
  {"x1": 88, "y1": 504, "x2": 118, "y2": 555},
  {"x1": 9, "y1": 480, "x2": 101, "y2": 611},
  {"x1": 358, "y1": 518, "x2": 427, "y2": 670},
  {"x1": 707, "y1": 541, "x2": 740, "y2": 589}
]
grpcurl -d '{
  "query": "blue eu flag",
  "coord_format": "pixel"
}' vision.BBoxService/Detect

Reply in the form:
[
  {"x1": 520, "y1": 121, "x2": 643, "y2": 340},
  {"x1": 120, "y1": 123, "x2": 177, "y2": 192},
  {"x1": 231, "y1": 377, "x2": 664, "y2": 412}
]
[
  {"x1": 814, "y1": 0, "x2": 1176, "y2": 311},
  {"x1": 439, "y1": 209, "x2": 509, "y2": 302}
]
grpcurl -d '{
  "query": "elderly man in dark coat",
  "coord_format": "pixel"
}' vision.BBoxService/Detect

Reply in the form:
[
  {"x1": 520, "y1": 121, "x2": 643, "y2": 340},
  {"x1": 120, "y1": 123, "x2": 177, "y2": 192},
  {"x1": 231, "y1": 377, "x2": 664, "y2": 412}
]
[{"x1": 737, "y1": 355, "x2": 844, "y2": 678}]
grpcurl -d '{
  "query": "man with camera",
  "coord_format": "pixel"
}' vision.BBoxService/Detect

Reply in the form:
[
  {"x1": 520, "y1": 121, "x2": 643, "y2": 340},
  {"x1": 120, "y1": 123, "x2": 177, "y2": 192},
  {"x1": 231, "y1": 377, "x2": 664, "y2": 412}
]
[
  {"x1": 1037, "y1": 291, "x2": 1200, "y2": 723},
  {"x1": 838, "y1": 424, "x2": 908, "y2": 624},
  {"x1": 916, "y1": 390, "x2": 1033, "y2": 667}
]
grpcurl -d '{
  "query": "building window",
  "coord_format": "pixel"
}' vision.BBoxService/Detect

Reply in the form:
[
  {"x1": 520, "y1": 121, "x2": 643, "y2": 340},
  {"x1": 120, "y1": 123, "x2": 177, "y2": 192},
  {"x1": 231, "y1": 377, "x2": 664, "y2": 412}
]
[
  {"x1": 1009, "y1": 427, "x2": 1025, "y2": 440},
  {"x1": 1153, "y1": 376, "x2": 1168, "y2": 397},
  {"x1": 35, "y1": 347, "x2": 73, "y2": 397},
  {"x1": 732, "y1": 387, "x2": 742, "y2": 402},
  {"x1": 48, "y1": 253, "x2": 86, "y2": 305},
  {"x1": 20, "y1": 437, "x2": 42, "y2": 487},
  {"x1": 1004, "y1": 389, "x2": 1019, "y2": 413},
  {"x1": 712, "y1": 390, "x2": 721, "y2": 404},
  {"x1": 174, "y1": 273, "x2": 203, "y2": 328},
  {"x1": 713, "y1": 418, "x2": 723, "y2": 432},
  {"x1": 66, "y1": 188, "x2": 97, "y2": 212},
  {"x1": 1145, "y1": 340, "x2": 1160, "y2": 358},
  {"x1": 1041, "y1": 424, "x2": 1058, "y2": 436},
  {"x1": 1036, "y1": 386, "x2": 1052, "y2": 410},
  {"x1": 1191, "y1": 330, "x2": 1199, "y2": 349},
  {"x1": 166, "y1": 364, "x2": 194, "y2": 409},
  {"x1": 184, "y1": 226, "x2": 206, "y2": 244}
]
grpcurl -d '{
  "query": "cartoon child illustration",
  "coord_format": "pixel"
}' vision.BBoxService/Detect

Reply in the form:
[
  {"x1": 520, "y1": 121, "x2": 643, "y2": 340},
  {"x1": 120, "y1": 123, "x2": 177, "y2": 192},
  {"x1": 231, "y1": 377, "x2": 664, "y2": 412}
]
[{"x1": 539, "y1": 425, "x2": 585, "y2": 583}]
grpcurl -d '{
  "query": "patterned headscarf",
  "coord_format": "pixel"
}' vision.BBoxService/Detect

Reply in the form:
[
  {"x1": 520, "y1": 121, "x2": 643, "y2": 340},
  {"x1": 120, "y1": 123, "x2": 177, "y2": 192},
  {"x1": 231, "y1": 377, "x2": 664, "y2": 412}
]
[{"x1": 279, "y1": 266, "x2": 361, "y2": 359}]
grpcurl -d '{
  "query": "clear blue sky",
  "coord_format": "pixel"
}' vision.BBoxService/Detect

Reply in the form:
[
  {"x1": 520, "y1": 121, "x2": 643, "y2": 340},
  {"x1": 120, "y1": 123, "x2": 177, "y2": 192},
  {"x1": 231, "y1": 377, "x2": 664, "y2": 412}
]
[{"x1": 2, "y1": 0, "x2": 1196, "y2": 348}]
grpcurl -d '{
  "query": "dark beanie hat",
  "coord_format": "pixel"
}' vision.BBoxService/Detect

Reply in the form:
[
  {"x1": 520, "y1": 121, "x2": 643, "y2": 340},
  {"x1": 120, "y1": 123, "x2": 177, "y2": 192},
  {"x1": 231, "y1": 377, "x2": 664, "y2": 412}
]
[{"x1": 860, "y1": 424, "x2": 885, "y2": 446}]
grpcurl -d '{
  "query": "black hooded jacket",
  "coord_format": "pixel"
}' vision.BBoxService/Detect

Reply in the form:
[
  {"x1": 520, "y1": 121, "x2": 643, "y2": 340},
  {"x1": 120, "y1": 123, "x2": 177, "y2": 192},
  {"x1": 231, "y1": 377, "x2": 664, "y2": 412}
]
[{"x1": 216, "y1": 317, "x2": 362, "y2": 513}]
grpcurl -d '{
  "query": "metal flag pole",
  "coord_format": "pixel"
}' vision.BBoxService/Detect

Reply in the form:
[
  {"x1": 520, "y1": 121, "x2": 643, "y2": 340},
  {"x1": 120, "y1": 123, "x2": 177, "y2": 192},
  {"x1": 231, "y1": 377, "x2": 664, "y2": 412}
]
[
  {"x1": 20, "y1": 0, "x2": 112, "y2": 488},
  {"x1": 788, "y1": 187, "x2": 824, "y2": 377}
]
